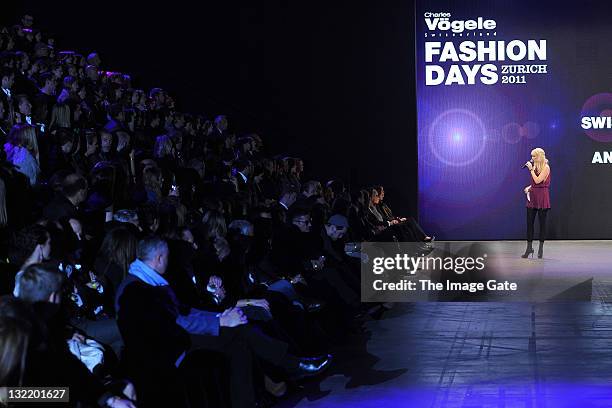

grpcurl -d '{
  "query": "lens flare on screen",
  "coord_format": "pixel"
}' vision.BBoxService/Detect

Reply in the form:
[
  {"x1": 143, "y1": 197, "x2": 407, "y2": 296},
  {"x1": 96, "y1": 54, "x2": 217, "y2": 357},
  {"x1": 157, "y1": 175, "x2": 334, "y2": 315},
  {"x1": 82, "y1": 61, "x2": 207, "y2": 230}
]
[{"x1": 428, "y1": 109, "x2": 486, "y2": 166}]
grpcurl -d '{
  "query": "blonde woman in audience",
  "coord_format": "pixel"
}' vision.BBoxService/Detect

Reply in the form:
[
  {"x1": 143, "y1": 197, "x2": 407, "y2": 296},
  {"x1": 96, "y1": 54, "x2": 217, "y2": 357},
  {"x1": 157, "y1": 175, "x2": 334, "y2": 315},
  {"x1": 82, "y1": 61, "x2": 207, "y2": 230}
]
[{"x1": 3, "y1": 124, "x2": 40, "y2": 186}]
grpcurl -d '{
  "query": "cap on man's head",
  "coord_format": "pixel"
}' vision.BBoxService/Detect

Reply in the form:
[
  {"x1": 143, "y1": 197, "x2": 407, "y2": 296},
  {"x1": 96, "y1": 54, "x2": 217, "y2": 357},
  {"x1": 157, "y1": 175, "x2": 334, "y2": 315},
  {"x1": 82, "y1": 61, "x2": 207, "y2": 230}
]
[{"x1": 327, "y1": 214, "x2": 349, "y2": 229}]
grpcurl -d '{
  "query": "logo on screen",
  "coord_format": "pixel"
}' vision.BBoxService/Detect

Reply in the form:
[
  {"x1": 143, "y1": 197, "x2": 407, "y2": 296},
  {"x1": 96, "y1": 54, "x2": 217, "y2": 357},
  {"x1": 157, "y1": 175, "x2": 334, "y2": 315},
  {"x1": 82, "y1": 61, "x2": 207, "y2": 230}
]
[
  {"x1": 424, "y1": 13, "x2": 496, "y2": 34},
  {"x1": 580, "y1": 93, "x2": 612, "y2": 144}
]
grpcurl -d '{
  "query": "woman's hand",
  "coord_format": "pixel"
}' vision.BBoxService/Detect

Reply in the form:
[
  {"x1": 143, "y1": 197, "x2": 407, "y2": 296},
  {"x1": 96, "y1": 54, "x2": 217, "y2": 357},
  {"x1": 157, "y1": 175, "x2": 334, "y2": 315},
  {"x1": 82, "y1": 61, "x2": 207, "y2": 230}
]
[
  {"x1": 213, "y1": 286, "x2": 226, "y2": 302},
  {"x1": 85, "y1": 142, "x2": 97, "y2": 156},
  {"x1": 122, "y1": 382, "x2": 137, "y2": 402},
  {"x1": 524, "y1": 186, "x2": 531, "y2": 194},
  {"x1": 290, "y1": 274, "x2": 307, "y2": 285},
  {"x1": 526, "y1": 161, "x2": 534, "y2": 171},
  {"x1": 207, "y1": 276, "x2": 226, "y2": 301},
  {"x1": 208, "y1": 275, "x2": 223, "y2": 289}
]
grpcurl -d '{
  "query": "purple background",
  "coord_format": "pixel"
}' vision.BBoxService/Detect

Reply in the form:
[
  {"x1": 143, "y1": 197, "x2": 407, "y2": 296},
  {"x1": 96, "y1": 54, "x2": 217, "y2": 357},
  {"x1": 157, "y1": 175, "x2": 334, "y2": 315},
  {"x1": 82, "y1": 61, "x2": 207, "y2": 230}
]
[{"x1": 417, "y1": 0, "x2": 612, "y2": 240}]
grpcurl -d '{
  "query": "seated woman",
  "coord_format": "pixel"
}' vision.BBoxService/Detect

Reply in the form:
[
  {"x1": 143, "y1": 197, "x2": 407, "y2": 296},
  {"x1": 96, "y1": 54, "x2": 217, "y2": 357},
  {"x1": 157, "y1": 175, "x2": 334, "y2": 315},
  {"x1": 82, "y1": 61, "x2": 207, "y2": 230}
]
[
  {"x1": 367, "y1": 186, "x2": 434, "y2": 243},
  {"x1": 4, "y1": 124, "x2": 40, "y2": 186},
  {"x1": 376, "y1": 185, "x2": 434, "y2": 243},
  {"x1": 93, "y1": 226, "x2": 138, "y2": 317}
]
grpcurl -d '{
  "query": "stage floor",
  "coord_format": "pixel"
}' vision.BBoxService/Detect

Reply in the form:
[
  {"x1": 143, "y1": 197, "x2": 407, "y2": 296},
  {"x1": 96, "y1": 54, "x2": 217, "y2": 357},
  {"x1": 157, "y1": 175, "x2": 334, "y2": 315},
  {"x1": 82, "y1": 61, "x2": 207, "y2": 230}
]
[{"x1": 277, "y1": 241, "x2": 612, "y2": 407}]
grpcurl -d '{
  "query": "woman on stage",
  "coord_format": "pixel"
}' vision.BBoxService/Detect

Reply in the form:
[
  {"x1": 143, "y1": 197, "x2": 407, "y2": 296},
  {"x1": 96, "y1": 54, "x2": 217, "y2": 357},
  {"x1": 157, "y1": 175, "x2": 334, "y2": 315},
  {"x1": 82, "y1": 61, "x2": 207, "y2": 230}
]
[{"x1": 522, "y1": 148, "x2": 551, "y2": 259}]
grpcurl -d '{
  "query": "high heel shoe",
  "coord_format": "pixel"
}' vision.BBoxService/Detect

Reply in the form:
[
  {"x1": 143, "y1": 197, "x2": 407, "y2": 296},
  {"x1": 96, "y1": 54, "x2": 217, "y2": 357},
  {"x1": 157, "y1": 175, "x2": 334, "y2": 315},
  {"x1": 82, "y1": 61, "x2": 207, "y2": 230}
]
[
  {"x1": 537, "y1": 242, "x2": 544, "y2": 259},
  {"x1": 521, "y1": 243, "x2": 534, "y2": 258}
]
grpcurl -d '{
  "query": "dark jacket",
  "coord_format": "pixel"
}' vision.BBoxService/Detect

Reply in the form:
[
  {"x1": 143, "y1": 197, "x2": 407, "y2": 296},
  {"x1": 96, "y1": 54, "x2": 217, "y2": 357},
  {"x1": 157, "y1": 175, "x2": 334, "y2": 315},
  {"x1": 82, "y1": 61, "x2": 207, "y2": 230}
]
[
  {"x1": 270, "y1": 224, "x2": 317, "y2": 278},
  {"x1": 42, "y1": 193, "x2": 78, "y2": 221},
  {"x1": 23, "y1": 302, "x2": 114, "y2": 407}
]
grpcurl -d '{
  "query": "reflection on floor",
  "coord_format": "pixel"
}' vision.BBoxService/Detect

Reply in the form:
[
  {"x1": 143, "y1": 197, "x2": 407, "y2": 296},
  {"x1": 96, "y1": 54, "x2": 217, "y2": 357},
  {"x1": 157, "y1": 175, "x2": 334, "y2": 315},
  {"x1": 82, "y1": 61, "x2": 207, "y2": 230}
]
[{"x1": 277, "y1": 301, "x2": 612, "y2": 407}]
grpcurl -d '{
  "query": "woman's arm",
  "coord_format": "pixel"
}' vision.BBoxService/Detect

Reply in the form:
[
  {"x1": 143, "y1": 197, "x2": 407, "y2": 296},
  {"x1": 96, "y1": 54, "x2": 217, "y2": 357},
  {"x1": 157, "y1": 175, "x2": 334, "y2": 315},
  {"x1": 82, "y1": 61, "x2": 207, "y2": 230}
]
[{"x1": 530, "y1": 165, "x2": 550, "y2": 184}]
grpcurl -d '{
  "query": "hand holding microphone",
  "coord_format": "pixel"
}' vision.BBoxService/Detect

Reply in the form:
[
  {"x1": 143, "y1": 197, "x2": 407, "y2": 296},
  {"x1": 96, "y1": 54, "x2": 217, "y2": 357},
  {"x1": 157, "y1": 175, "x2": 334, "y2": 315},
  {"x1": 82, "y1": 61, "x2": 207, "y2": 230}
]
[{"x1": 522, "y1": 159, "x2": 534, "y2": 170}]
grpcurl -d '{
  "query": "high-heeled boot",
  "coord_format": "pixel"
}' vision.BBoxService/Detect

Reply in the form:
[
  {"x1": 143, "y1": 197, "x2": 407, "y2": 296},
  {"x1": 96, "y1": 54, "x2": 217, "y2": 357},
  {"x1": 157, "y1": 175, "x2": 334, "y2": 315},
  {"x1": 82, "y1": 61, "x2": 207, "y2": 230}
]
[
  {"x1": 521, "y1": 241, "x2": 534, "y2": 258},
  {"x1": 538, "y1": 241, "x2": 544, "y2": 258}
]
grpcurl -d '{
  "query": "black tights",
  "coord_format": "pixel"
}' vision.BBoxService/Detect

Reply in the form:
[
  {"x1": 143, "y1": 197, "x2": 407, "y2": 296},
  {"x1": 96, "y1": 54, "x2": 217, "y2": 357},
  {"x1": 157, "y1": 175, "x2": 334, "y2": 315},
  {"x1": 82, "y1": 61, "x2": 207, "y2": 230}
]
[{"x1": 526, "y1": 208, "x2": 549, "y2": 242}]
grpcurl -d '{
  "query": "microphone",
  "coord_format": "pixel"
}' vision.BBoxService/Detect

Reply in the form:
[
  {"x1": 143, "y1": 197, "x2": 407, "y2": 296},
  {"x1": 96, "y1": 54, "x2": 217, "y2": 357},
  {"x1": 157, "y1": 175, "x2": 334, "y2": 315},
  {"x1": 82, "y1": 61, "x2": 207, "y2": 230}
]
[{"x1": 522, "y1": 159, "x2": 533, "y2": 169}]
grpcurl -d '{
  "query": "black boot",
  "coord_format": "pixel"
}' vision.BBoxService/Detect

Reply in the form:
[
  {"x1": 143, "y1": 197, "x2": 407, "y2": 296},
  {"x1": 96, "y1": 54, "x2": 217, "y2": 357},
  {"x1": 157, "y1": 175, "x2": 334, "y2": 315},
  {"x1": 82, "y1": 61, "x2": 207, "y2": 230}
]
[
  {"x1": 521, "y1": 241, "x2": 534, "y2": 258},
  {"x1": 538, "y1": 241, "x2": 544, "y2": 258}
]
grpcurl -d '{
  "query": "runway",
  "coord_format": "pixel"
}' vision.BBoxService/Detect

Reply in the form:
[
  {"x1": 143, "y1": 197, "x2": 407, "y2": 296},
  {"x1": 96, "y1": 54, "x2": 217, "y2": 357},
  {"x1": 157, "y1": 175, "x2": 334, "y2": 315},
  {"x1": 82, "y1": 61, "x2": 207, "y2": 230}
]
[{"x1": 278, "y1": 241, "x2": 612, "y2": 407}]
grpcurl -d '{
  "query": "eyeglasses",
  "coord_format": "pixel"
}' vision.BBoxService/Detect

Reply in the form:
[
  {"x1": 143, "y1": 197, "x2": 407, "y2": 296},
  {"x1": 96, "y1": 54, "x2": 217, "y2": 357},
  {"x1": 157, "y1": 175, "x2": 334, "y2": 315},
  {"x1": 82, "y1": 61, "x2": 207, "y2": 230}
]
[{"x1": 294, "y1": 219, "x2": 311, "y2": 225}]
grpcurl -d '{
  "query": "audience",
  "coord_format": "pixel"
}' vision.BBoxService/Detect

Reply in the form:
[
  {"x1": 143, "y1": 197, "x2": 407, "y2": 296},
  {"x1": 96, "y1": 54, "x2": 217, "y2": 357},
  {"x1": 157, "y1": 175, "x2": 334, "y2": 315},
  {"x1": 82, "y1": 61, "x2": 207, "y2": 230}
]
[{"x1": 0, "y1": 13, "x2": 434, "y2": 407}]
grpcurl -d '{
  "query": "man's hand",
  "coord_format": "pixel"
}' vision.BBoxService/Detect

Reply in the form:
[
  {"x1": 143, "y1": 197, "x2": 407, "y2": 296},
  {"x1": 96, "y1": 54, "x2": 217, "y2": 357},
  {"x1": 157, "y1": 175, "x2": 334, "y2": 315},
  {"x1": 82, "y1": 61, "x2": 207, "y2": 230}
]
[
  {"x1": 237, "y1": 298, "x2": 270, "y2": 312},
  {"x1": 219, "y1": 307, "x2": 248, "y2": 327}
]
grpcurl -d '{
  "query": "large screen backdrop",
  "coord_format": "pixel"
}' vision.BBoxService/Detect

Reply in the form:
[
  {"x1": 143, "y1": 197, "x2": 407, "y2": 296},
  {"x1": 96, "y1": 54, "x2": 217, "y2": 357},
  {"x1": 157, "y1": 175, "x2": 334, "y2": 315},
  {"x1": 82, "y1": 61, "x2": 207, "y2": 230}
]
[{"x1": 417, "y1": 0, "x2": 612, "y2": 240}]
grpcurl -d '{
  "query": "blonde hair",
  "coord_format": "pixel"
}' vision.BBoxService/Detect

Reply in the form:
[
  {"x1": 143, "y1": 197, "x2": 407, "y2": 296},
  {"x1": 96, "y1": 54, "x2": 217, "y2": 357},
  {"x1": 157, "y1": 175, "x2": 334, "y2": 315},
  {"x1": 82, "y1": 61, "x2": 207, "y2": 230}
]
[
  {"x1": 531, "y1": 147, "x2": 549, "y2": 174},
  {"x1": 50, "y1": 104, "x2": 71, "y2": 129},
  {"x1": 7, "y1": 124, "x2": 39, "y2": 163},
  {"x1": 153, "y1": 135, "x2": 174, "y2": 159},
  {"x1": 202, "y1": 210, "x2": 227, "y2": 240}
]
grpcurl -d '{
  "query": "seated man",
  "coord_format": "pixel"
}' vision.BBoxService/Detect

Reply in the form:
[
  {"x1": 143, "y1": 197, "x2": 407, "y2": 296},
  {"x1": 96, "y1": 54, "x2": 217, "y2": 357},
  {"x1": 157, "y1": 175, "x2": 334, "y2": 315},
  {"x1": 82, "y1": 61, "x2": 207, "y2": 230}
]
[
  {"x1": 42, "y1": 173, "x2": 88, "y2": 222},
  {"x1": 116, "y1": 236, "x2": 331, "y2": 408},
  {"x1": 290, "y1": 180, "x2": 322, "y2": 212},
  {"x1": 9, "y1": 224, "x2": 51, "y2": 297},
  {"x1": 311, "y1": 214, "x2": 361, "y2": 308},
  {"x1": 15, "y1": 264, "x2": 135, "y2": 408}
]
